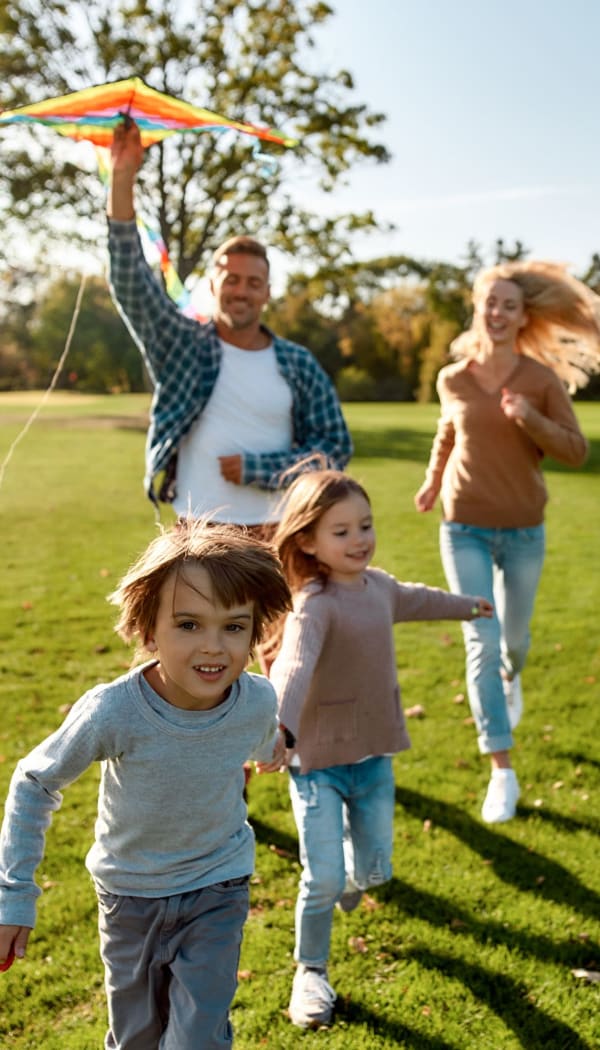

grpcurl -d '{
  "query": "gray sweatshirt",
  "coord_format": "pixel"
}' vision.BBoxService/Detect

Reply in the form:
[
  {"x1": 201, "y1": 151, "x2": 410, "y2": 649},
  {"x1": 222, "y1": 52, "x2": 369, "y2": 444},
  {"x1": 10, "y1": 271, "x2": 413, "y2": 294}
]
[{"x1": 0, "y1": 663, "x2": 278, "y2": 929}]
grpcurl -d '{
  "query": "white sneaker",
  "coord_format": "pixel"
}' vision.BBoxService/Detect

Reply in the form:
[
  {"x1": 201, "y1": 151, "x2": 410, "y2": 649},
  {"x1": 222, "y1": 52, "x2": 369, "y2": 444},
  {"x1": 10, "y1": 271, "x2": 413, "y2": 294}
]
[
  {"x1": 502, "y1": 674, "x2": 523, "y2": 730},
  {"x1": 288, "y1": 965, "x2": 337, "y2": 1028},
  {"x1": 481, "y1": 768, "x2": 520, "y2": 823}
]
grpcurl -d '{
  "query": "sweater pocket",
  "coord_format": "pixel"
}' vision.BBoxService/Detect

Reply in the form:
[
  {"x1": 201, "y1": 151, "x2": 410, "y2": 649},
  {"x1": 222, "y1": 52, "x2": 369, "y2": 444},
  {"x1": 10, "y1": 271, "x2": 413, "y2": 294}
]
[{"x1": 316, "y1": 697, "x2": 358, "y2": 744}]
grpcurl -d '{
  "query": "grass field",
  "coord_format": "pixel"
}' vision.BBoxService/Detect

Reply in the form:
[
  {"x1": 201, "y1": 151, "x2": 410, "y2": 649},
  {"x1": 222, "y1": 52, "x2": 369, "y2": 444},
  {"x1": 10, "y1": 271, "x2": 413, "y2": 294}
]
[{"x1": 0, "y1": 394, "x2": 598, "y2": 1049}]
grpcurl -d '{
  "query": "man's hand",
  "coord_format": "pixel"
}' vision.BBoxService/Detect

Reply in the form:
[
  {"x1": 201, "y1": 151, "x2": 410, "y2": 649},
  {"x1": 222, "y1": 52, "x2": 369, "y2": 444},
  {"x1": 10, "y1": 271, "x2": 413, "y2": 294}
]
[
  {"x1": 107, "y1": 121, "x2": 143, "y2": 221},
  {"x1": 218, "y1": 455, "x2": 243, "y2": 485}
]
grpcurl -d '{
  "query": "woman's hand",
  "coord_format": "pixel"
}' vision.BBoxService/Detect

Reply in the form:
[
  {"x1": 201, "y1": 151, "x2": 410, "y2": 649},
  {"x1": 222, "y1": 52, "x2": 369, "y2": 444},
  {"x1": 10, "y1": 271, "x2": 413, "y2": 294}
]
[
  {"x1": 500, "y1": 387, "x2": 536, "y2": 426},
  {"x1": 414, "y1": 482, "x2": 439, "y2": 512}
]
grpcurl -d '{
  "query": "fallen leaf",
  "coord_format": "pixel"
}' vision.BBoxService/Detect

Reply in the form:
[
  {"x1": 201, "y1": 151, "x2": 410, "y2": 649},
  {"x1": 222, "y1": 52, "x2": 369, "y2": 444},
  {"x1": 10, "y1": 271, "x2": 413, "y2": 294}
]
[
  {"x1": 349, "y1": 936, "x2": 368, "y2": 954},
  {"x1": 534, "y1": 799, "x2": 544, "y2": 808},
  {"x1": 463, "y1": 716, "x2": 475, "y2": 726},
  {"x1": 405, "y1": 704, "x2": 426, "y2": 718},
  {"x1": 362, "y1": 894, "x2": 380, "y2": 911},
  {"x1": 58, "y1": 704, "x2": 73, "y2": 716},
  {"x1": 535, "y1": 875, "x2": 546, "y2": 885},
  {"x1": 21, "y1": 601, "x2": 33, "y2": 611},
  {"x1": 269, "y1": 844, "x2": 295, "y2": 859},
  {"x1": 237, "y1": 969, "x2": 253, "y2": 980},
  {"x1": 99, "y1": 568, "x2": 111, "y2": 577},
  {"x1": 423, "y1": 819, "x2": 433, "y2": 833},
  {"x1": 552, "y1": 781, "x2": 564, "y2": 790},
  {"x1": 422, "y1": 1005, "x2": 432, "y2": 1016},
  {"x1": 554, "y1": 642, "x2": 563, "y2": 651},
  {"x1": 454, "y1": 758, "x2": 469, "y2": 769},
  {"x1": 583, "y1": 675, "x2": 596, "y2": 684},
  {"x1": 450, "y1": 918, "x2": 466, "y2": 929},
  {"x1": 95, "y1": 644, "x2": 109, "y2": 654},
  {"x1": 452, "y1": 693, "x2": 465, "y2": 704}
]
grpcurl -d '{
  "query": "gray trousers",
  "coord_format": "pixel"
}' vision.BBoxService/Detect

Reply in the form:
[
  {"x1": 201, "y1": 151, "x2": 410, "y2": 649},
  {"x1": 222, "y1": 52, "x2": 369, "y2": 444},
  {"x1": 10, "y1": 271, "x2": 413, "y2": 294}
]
[{"x1": 97, "y1": 877, "x2": 249, "y2": 1049}]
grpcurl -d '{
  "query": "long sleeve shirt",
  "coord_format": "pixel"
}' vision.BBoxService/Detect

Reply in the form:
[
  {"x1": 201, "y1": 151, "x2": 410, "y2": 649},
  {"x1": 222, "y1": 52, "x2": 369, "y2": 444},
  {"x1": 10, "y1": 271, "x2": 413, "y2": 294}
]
[
  {"x1": 107, "y1": 221, "x2": 352, "y2": 503},
  {"x1": 270, "y1": 568, "x2": 479, "y2": 774},
  {"x1": 424, "y1": 357, "x2": 588, "y2": 528},
  {"x1": 0, "y1": 664, "x2": 278, "y2": 930}
]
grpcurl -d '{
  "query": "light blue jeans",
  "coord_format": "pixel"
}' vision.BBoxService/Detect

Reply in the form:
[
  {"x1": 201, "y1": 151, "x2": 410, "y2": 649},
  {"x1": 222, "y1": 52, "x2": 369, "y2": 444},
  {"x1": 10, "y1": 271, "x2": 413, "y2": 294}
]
[
  {"x1": 440, "y1": 521, "x2": 545, "y2": 754},
  {"x1": 289, "y1": 756, "x2": 395, "y2": 967}
]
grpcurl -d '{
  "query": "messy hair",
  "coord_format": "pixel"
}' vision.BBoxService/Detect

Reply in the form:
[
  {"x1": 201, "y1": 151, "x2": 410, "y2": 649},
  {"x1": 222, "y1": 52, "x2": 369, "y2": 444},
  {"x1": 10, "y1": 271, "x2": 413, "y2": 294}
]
[
  {"x1": 210, "y1": 235, "x2": 270, "y2": 274},
  {"x1": 109, "y1": 518, "x2": 291, "y2": 657},
  {"x1": 451, "y1": 260, "x2": 600, "y2": 391}
]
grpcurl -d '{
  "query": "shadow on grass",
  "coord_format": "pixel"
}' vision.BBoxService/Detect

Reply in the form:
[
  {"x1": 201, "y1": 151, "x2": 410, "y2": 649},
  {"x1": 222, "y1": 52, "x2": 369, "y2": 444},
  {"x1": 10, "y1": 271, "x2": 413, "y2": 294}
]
[
  {"x1": 350, "y1": 422, "x2": 600, "y2": 476},
  {"x1": 381, "y1": 876, "x2": 598, "y2": 971},
  {"x1": 405, "y1": 948, "x2": 593, "y2": 1050},
  {"x1": 351, "y1": 425, "x2": 437, "y2": 462},
  {"x1": 395, "y1": 787, "x2": 600, "y2": 921},
  {"x1": 335, "y1": 998, "x2": 460, "y2": 1049}
]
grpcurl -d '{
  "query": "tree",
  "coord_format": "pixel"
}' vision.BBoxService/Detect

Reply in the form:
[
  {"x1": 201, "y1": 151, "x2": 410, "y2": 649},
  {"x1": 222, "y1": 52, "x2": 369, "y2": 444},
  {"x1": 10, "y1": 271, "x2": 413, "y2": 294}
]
[
  {"x1": 0, "y1": 0, "x2": 391, "y2": 281},
  {"x1": 30, "y1": 275, "x2": 145, "y2": 392}
]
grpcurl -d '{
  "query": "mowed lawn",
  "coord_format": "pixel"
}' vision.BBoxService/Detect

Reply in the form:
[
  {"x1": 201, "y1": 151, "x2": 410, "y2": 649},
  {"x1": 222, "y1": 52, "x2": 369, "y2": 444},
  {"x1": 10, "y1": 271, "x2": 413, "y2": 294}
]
[{"x1": 0, "y1": 394, "x2": 598, "y2": 1049}]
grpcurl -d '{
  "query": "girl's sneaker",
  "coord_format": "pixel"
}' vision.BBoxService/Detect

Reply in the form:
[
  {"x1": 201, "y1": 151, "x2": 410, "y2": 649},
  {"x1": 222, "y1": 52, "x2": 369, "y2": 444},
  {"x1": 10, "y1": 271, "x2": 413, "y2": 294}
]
[
  {"x1": 289, "y1": 965, "x2": 337, "y2": 1028},
  {"x1": 481, "y1": 768, "x2": 520, "y2": 823}
]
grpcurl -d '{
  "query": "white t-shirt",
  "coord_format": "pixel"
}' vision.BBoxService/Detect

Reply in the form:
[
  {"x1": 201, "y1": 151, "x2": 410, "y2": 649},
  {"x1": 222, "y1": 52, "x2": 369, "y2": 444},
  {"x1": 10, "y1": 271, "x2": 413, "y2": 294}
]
[{"x1": 173, "y1": 340, "x2": 293, "y2": 523}]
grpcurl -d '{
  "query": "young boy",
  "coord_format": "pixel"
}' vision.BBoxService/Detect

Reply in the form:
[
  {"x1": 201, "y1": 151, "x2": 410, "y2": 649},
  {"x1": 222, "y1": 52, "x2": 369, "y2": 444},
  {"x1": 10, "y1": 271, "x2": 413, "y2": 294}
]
[{"x1": 0, "y1": 518, "x2": 291, "y2": 1049}]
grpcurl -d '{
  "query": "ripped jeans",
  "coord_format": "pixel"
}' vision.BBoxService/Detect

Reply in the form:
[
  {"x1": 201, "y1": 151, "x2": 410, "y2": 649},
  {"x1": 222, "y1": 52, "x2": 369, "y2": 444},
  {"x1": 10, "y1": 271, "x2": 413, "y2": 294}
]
[{"x1": 288, "y1": 756, "x2": 395, "y2": 967}]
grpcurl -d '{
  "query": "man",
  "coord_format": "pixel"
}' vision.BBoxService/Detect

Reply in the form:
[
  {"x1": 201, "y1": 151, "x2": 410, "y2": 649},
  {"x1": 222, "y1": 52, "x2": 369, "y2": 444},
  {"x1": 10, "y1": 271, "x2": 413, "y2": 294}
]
[{"x1": 107, "y1": 122, "x2": 352, "y2": 533}]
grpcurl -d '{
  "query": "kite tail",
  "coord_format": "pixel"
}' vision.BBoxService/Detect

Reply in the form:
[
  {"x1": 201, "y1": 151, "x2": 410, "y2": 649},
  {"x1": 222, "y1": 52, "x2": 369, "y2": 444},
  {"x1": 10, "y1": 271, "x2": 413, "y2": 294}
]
[{"x1": 95, "y1": 147, "x2": 205, "y2": 321}]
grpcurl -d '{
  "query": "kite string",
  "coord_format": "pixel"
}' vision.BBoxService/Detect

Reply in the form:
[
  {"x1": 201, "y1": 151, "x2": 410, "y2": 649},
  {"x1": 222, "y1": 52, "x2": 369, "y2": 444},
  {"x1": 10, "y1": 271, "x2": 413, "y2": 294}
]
[{"x1": 0, "y1": 272, "x2": 87, "y2": 494}]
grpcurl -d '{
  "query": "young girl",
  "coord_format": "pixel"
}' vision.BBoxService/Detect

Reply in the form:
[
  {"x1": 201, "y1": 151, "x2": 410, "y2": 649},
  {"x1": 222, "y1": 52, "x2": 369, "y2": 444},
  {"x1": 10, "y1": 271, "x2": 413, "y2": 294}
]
[
  {"x1": 0, "y1": 518, "x2": 291, "y2": 1049},
  {"x1": 267, "y1": 471, "x2": 492, "y2": 1029}
]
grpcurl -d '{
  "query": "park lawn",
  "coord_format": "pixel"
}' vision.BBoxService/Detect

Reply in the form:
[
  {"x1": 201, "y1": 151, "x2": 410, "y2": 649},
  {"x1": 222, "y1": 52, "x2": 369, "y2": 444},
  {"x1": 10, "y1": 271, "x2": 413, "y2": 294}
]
[{"x1": 0, "y1": 394, "x2": 598, "y2": 1049}]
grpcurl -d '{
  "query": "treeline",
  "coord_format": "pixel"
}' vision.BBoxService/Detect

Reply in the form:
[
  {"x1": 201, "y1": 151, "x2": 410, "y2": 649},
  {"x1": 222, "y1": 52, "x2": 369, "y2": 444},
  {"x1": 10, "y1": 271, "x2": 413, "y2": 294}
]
[{"x1": 2, "y1": 241, "x2": 599, "y2": 400}]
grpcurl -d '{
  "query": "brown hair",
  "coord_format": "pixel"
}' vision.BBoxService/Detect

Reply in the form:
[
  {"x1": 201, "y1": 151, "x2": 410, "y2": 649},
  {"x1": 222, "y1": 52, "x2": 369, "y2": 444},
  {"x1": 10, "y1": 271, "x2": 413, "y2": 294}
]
[
  {"x1": 210, "y1": 236, "x2": 270, "y2": 274},
  {"x1": 272, "y1": 470, "x2": 371, "y2": 593},
  {"x1": 257, "y1": 471, "x2": 370, "y2": 665},
  {"x1": 451, "y1": 260, "x2": 600, "y2": 391},
  {"x1": 109, "y1": 518, "x2": 291, "y2": 657}
]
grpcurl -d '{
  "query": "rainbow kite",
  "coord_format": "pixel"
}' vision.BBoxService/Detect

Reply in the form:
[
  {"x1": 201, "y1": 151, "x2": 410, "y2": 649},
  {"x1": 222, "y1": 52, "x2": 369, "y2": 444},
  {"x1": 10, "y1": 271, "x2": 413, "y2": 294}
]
[{"x1": 0, "y1": 76, "x2": 297, "y2": 149}]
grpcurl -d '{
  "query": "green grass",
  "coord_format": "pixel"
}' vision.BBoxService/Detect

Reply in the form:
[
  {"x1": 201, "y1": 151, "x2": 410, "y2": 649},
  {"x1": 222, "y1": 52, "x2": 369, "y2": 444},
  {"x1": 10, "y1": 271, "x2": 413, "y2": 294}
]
[{"x1": 0, "y1": 393, "x2": 598, "y2": 1048}]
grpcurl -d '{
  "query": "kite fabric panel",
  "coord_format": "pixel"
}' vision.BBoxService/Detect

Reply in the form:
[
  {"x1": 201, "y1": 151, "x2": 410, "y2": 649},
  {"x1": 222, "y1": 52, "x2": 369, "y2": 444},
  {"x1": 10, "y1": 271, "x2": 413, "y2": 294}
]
[{"x1": 0, "y1": 76, "x2": 297, "y2": 149}]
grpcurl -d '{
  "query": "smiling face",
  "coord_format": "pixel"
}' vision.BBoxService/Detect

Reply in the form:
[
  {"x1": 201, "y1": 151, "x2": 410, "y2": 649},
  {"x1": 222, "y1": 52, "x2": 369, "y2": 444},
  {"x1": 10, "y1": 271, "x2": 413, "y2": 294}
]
[
  {"x1": 300, "y1": 492, "x2": 375, "y2": 586},
  {"x1": 209, "y1": 251, "x2": 270, "y2": 336},
  {"x1": 144, "y1": 564, "x2": 255, "y2": 710},
  {"x1": 476, "y1": 278, "x2": 527, "y2": 349}
]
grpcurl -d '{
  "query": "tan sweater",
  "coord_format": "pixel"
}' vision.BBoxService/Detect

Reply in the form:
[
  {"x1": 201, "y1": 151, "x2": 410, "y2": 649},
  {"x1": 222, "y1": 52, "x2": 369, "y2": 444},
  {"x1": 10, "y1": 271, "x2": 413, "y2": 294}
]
[
  {"x1": 425, "y1": 357, "x2": 588, "y2": 528},
  {"x1": 270, "y1": 568, "x2": 479, "y2": 774}
]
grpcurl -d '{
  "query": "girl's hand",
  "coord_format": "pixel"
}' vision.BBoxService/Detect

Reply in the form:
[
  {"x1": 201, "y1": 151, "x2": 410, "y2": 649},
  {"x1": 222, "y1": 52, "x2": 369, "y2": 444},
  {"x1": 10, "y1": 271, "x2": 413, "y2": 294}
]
[
  {"x1": 414, "y1": 482, "x2": 439, "y2": 512},
  {"x1": 0, "y1": 925, "x2": 31, "y2": 970},
  {"x1": 473, "y1": 597, "x2": 493, "y2": 619},
  {"x1": 255, "y1": 727, "x2": 287, "y2": 774}
]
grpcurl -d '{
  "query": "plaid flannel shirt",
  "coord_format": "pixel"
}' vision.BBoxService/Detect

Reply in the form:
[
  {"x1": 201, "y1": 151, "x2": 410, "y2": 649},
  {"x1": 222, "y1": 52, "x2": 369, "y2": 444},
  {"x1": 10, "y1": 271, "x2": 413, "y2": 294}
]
[{"x1": 108, "y1": 221, "x2": 352, "y2": 505}]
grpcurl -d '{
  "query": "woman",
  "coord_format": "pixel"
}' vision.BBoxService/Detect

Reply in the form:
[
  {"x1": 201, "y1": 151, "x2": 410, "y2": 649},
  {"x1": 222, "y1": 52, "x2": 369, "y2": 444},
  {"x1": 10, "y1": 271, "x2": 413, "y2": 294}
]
[{"x1": 415, "y1": 261, "x2": 600, "y2": 823}]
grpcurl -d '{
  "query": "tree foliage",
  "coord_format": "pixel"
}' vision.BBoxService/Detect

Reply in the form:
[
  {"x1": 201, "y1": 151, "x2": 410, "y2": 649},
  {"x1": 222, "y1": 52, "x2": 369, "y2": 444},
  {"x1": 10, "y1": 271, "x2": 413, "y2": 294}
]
[{"x1": 0, "y1": 0, "x2": 390, "y2": 279}]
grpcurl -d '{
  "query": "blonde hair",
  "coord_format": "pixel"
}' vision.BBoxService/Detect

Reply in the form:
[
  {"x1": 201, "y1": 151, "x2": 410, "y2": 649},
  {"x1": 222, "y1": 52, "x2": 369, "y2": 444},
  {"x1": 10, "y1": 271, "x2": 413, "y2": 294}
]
[
  {"x1": 109, "y1": 518, "x2": 291, "y2": 657},
  {"x1": 451, "y1": 260, "x2": 600, "y2": 391}
]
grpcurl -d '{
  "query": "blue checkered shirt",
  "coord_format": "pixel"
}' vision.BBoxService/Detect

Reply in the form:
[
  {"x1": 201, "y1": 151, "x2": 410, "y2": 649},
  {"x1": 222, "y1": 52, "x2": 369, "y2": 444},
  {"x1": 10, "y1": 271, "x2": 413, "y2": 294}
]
[{"x1": 107, "y1": 221, "x2": 352, "y2": 504}]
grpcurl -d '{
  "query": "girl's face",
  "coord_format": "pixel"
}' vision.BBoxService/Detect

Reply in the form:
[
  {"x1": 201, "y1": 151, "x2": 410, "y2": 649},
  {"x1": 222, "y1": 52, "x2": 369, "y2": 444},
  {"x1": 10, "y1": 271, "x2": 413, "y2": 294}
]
[
  {"x1": 300, "y1": 492, "x2": 375, "y2": 586},
  {"x1": 477, "y1": 278, "x2": 527, "y2": 348}
]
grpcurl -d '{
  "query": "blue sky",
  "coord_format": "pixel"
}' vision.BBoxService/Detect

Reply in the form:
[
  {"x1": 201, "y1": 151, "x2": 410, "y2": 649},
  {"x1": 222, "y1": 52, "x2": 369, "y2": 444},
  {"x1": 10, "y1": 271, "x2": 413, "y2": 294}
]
[{"x1": 297, "y1": 0, "x2": 599, "y2": 275}]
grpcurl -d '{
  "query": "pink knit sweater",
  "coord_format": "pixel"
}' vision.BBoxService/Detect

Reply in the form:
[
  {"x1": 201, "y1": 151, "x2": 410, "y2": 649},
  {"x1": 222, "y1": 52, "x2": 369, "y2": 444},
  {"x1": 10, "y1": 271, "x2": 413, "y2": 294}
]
[{"x1": 270, "y1": 568, "x2": 479, "y2": 774}]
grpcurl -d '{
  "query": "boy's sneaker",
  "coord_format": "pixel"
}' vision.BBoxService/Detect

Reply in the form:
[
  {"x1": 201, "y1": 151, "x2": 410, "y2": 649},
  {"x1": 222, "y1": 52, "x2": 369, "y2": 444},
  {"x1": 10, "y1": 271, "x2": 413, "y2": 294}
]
[
  {"x1": 481, "y1": 768, "x2": 520, "y2": 823},
  {"x1": 288, "y1": 965, "x2": 337, "y2": 1028},
  {"x1": 502, "y1": 674, "x2": 523, "y2": 729},
  {"x1": 336, "y1": 877, "x2": 363, "y2": 912}
]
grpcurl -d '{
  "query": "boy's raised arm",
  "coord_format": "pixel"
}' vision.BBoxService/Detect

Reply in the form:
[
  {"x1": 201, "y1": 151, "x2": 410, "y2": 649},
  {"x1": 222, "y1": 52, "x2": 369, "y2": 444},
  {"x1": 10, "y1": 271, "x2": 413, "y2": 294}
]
[{"x1": 107, "y1": 121, "x2": 144, "y2": 222}]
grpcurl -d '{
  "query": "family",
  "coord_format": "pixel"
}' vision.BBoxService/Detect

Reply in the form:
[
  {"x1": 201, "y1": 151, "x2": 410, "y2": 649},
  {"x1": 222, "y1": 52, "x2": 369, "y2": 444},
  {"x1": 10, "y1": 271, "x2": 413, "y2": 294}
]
[{"x1": 1, "y1": 120, "x2": 599, "y2": 1046}]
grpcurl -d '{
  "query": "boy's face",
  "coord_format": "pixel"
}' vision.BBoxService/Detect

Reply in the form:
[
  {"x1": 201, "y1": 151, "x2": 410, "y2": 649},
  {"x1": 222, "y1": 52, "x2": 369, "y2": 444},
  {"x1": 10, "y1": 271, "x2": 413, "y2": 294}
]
[{"x1": 145, "y1": 564, "x2": 254, "y2": 710}]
